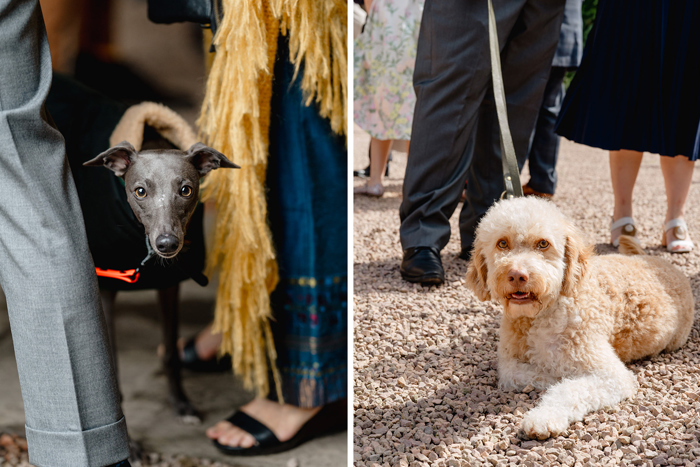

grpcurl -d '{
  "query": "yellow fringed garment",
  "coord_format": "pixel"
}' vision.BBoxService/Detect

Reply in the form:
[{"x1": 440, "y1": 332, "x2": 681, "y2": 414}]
[
  {"x1": 272, "y1": 0, "x2": 348, "y2": 136},
  {"x1": 197, "y1": 0, "x2": 347, "y2": 400}
]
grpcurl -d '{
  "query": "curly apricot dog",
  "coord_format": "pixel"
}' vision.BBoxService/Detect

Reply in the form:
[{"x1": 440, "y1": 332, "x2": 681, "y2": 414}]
[{"x1": 465, "y1": 197, "x2": 694, "y2": 439}]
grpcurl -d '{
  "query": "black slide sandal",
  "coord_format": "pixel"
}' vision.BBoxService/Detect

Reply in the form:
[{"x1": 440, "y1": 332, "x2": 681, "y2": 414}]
[
  {"x1": 213, "y1": 399, "x2": 347, "y2": 456},
  {"x1": 180, "y1": 337, "x2": 232, "y2": 373}
]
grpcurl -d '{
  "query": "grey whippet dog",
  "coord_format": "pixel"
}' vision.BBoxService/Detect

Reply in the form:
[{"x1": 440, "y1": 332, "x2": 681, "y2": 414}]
[{"x1": 85, "y1": 140, "x2": 238, "y2": 423}]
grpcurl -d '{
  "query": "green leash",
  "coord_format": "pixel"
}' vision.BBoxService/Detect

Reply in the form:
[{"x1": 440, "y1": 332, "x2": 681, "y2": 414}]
[{"x1": 487, "y1": 0, "x2": 523, "y2": 199}]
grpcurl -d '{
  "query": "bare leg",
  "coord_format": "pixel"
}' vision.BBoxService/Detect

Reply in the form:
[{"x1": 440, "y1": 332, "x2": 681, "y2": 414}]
[
  {"x1": 368, "y1": 138, "x2": 393, "y2": 186},
  {"x1": 660, "y1": 155, "x2": 695, "y2": 249},
  {"x1": 660, "y1": 155, "x2": 694, "y2": 222},
  {"x1": 609, "y1": 150, "x2": 643, "y2": 243},
  {"x1": 355, "y1": 138, "x2": 392, "y2": 196}
]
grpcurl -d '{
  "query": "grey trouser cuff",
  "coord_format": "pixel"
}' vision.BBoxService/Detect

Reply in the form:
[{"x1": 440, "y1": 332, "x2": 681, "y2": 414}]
[{"x1": 26, "y1": 416, "x2": 129, "y2": 467}]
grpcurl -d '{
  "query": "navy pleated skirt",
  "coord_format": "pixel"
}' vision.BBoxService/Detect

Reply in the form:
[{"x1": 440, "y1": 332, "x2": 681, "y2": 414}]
[{"x1": 556, "y1": 0, "x2": 700, "y2": 160}]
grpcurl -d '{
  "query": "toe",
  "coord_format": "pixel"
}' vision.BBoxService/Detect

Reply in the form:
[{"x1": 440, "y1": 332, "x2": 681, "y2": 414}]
[
  {"x1": 239, "y1": 433, "x2": 257, "y2": 448},
  {"x1": 219, "y1": 426, "x2": 254, "y2": 448},
  {"x1": 206, "y1": 421, "x2": 231, "y2": 439},
  {"x1": 217, "y1": 428, "x2": 240, "y2": 446}
]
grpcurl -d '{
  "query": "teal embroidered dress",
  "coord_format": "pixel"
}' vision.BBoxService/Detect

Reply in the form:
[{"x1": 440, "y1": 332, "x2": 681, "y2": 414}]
[{"x1": 267, "y1": 36, "x2": 347, "y2": 407}]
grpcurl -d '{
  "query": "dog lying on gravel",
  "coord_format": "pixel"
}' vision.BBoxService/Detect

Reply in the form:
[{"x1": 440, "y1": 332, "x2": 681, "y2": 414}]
[{"x1": 465, "y1": 197, "x2": 694, "y2": 440}]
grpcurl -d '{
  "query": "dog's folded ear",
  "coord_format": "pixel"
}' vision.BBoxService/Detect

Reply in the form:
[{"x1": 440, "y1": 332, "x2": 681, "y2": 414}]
[
  {"x1": 185, "y1": 142, "x2": 240, "y2": 175},
  {"x1": 84, "y1": 141, "x2": 137, "y2": 177},
  {"x1": 465, "y1": 245, "x2": 491, "y2": 301},
  {"x1": 561, "y1": 228, "x2": 593, "y2": 297}
]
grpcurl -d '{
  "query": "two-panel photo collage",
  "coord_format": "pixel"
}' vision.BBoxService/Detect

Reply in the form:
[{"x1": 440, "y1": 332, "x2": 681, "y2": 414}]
[{"x1": 0, "y1": 0, "x2": 699, "y2": 466}]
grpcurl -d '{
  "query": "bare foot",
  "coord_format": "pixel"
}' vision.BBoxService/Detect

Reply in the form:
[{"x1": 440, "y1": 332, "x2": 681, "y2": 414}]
[
  {"x1": 181, "y1": 323, "x2": 221, "y2": 360},
  {"x1": 206, "y1": 399, "x2": 320, "y2": 448}
]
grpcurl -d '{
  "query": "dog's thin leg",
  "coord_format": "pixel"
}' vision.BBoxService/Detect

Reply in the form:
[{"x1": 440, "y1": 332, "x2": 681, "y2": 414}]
[
  {"x1": 158, "y1": 284, "x2": 201, "y2": 424},
  {"x1": 521, "y1": 344, "x2": 638, "y2": 439},
  {"x1": 100, "y1": 289, "x2": 145, "y2": 462},
  {"x1": 100, "y1": 289, "x2": 120, "y2": 380}
]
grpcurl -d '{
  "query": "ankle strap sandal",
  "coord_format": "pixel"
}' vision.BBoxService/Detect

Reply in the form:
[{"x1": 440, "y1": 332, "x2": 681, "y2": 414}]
[
  {"x1": 611, "y1": 217, "x2": 641, "y2": 248},
  {"x1": 662, "y1": 218, "x2": 694, "y2": 253}
]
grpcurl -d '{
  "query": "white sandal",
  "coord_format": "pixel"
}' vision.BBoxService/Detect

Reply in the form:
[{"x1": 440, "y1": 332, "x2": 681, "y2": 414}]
[
  {"x1": 662, "y1": 218, "x2": 694, "y2": 253},
  {"x1": 353, "y1": 183, "x2": 384, "y2": 197},
  {"x1": 611, "y1": 217, "x2": 641, "y2": 248}
]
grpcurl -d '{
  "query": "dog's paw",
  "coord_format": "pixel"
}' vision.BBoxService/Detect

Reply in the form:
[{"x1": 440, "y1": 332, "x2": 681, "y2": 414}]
[
  {"x1": 521, "y1": 408, "x2": 569, "y2": 440},
  {"x1": 179, "y1": 414, "x2": 202, "y2": 425},
  {"x1": 498, "y1": 379, "x2": 526, "y2": 392},
  {"x1": 173, "y1": 400, "x2": 202, "y2": 425}
]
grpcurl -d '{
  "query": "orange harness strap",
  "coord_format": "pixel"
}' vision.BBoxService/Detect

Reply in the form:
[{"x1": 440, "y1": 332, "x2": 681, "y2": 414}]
[{"x1": 95, "y1": 267, "x2": 140, "y2": 283}]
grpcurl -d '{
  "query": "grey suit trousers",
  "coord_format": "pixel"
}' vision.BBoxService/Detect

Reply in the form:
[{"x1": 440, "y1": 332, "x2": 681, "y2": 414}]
[
  {"x1": 399, "y1": 0, "x2": 566, "y2": 253},
  {"x1": 0, "y1": 0, "x2": 129, "y2": 465}
]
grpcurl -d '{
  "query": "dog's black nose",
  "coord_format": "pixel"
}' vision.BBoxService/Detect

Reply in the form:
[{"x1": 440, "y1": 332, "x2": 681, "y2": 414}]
[{"x1": 155, "y1": 234, "x2": 179, "y2": 254}]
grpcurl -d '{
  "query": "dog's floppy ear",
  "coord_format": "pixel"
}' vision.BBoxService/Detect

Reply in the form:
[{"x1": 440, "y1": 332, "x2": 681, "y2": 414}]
[
  {"x1": 185, "y1": 142, "x2": 240, "y2": 176},
  {"x1": 84, "y1": 141, "x2": 136, "y2": 177},
  {"x1": 561, "y1": 228, "x2": 593, "y2": 297},
  {"x1": 465, "y1": 244, "x2": 491, "y2": 301}
]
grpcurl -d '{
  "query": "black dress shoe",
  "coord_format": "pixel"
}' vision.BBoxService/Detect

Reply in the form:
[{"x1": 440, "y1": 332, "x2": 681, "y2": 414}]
[
  {"x1": 400, "y1": 247, "x2": 444, "y2": 286},
  {"x1": 181, "y1": 337, "x2": 232, "y2": 373},
  {"x1": 352, "y1": 162, "x2": 390, "y2": 178}
]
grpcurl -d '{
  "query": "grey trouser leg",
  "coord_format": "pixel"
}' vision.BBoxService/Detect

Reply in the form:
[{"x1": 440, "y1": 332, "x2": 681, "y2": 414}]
[
  {"x1": 458, "y1": 6, "x2": 565, "y2": 252},
  {"x1": 400, "y1": 0, "x2": 565, "y2": 251},
  {"x1": 0, "y1": 1, "x2": 129, "y2": 465},
  {"x1": 525, "y1": 66, "x2": 567, "y2": 195}
]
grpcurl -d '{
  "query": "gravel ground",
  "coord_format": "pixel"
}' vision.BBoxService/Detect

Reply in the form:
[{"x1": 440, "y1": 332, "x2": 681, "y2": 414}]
[
  {"x1": 0, "y1": 432, "x2": 240, "y2": 467},
  {"x1": 0, "y1": 432, "x2": 300, "y2": 467},
  {"x1": 353, "y1": 124, "x2": 700, "y2": 467}
]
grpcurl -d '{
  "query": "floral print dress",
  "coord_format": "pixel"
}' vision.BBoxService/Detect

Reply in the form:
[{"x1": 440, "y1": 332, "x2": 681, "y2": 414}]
[{"x1": 354, "y1": 0, "x2": 424, "y2": 141}]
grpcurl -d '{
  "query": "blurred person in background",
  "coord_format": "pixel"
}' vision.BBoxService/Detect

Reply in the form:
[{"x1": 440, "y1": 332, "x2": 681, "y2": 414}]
[
  {"x1": 398, "y1": 1, "x2": 566, "y2": 285},
  {"x1": 353, "y1": 0, "x2": 424, "y2": 197},
  {"x1": 556, "y1": 0, "x2": 700, "y2": 253},
  {"x1": 522, "y1": 0, "x2": 583, "y2": 199}
]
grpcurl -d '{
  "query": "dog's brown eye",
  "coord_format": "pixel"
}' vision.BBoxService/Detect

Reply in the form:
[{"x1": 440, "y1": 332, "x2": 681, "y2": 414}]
[
  {"x1": 497, "y1": 239, "x2": 508, "y2": 249},
  {"x1": 134, "y1": 187, "x2": 147, "y2": 199},
  {"x1": 180, "y1": 185, "x2": 193, "y2": 198},
  {"x1": 538, "y1": 240, "x2": 550, "y2": 249}
]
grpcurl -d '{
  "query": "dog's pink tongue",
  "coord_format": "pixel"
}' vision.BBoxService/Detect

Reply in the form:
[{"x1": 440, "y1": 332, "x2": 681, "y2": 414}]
[{"x1": 512, "y1": 292, "x2": 529, "y2": 299}]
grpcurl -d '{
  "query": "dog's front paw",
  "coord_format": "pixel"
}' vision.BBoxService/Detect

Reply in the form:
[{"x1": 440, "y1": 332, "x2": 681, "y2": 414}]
[
  {"x1": 172, "y1": 399, "x2": 202, "y2": 425},
  {"x1": 498, "y1": 378, "x2": 526, "y2": 392},
  {"x1": 521, "y1": 407, "x2": 569, "y2": 440}
]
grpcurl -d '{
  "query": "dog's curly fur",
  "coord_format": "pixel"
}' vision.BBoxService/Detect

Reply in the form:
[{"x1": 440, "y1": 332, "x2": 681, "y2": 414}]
[{"x1": 465, "y1": 197, "x2": 695, "y2": 440}]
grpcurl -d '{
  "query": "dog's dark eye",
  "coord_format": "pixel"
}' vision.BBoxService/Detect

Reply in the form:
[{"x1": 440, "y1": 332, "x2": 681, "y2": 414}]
[
  {"x1": 180, "y1": 185, "x2": 193, "y2": 198},
  {"x1": 497, "y1": 239, "x2": 508, "y2": 249},
  {"x1": 538, "y1": 240, "x2": 550, "y2": 249},
  {"x1": 134, "y1": 187, "x2": 147, "y2": 199}
]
